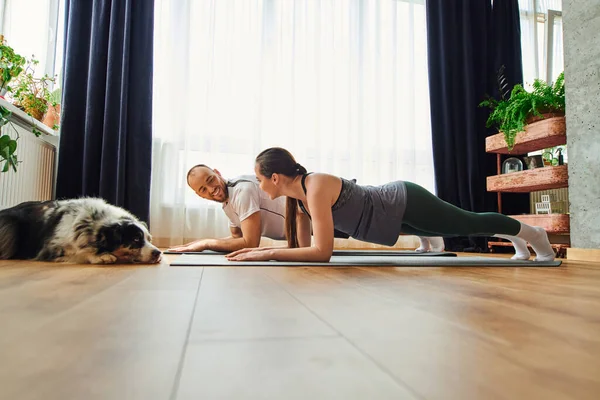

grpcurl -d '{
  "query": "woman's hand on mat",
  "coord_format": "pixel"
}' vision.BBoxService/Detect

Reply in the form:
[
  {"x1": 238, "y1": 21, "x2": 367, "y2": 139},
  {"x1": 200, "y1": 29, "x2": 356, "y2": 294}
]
[
  {"x1": 226, "y1": 247, "x2": 274, "y2": 261},
  {"x1": 227, "y1": 246, "x2": 276, "y2": 257},
  {"x1": 167, "y1": 240, "x2": 207, "y2": 252}
]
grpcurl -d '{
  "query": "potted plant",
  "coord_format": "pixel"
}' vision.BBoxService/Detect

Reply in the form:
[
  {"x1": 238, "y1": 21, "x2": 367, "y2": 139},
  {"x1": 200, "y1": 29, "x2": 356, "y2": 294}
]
[
  {"x1": 480, "y1": 72, "x2": 565, "y2": 151},
  {"x1": 42, "y1": 86, "x2": 61, "y2": 130},
  {"x1": 7, "y1": 55, "x2": 56, "y2": 122},
  {"x1": 0, "y1": 37, "x2": 26, "y2": 98},
  {"x1": 0, "y1": 103, "x2": 45, "y2": 173}
]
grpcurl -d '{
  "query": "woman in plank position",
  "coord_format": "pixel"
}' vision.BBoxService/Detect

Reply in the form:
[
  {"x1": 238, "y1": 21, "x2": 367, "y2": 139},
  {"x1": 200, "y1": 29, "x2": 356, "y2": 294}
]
[{"x1": 226, "y1": 147, "x2": 553, "y2": 263}]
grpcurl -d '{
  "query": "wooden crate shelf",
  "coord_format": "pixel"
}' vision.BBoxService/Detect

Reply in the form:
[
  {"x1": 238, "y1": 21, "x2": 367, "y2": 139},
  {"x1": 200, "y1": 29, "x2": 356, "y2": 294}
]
[
  {"x1": 485, "y1": 113, "x2": 570, "y2": 252},
  {"x1": 485, "y1": 116, "x2": 566, "y2": 155},
  {"x1": 487, "y1": 164, "x2": 568, "y2": 193},
  {"x1": 509, "y1": 214, "x2": 570, "y2": 234}
]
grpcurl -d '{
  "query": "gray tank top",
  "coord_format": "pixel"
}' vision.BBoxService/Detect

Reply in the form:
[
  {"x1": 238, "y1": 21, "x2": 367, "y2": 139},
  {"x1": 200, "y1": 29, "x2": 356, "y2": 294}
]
[{"x1": 298, "y1": 174, "x2": 408, "y2": 246}]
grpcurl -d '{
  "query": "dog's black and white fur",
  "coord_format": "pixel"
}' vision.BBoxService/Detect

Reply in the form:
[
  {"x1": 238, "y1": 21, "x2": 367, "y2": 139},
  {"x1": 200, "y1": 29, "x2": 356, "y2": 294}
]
[{"x1": 0, "y1": 198, "x2": 161, "y2": 264}]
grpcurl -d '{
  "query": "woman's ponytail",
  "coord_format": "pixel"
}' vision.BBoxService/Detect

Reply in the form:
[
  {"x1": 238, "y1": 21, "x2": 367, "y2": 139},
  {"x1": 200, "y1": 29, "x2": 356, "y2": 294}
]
[
  {"x1": 286, "y1": 197, "x2": 299, "y2": 248},
  {"x1": 295, "y1": 163, "x2": 307, "y2": 175}
]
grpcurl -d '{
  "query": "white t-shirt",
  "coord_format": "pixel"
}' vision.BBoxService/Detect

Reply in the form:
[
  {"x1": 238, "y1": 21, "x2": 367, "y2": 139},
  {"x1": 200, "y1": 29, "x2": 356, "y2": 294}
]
[{"x1": 222, "y1": 175, "x2": 287, "y2": 240}]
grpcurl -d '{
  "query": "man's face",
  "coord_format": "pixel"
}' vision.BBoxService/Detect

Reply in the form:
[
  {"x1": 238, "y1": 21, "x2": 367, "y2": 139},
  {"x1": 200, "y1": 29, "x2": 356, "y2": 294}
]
[{"x1": 188, "y1": 166, "x2": 228, "y2": 203}]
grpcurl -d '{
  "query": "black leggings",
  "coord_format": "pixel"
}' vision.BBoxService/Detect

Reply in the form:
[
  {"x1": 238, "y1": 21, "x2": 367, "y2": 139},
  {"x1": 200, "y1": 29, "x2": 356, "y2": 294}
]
[{"x1": 399, "y1": 182, "x2": 521, "y2": 237}]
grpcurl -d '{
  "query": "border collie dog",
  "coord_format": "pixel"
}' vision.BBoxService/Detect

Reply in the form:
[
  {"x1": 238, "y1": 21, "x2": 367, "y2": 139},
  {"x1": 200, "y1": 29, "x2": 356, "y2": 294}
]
[{"x1": 0, "y1": 198, "x2": 161, "y2": 264}]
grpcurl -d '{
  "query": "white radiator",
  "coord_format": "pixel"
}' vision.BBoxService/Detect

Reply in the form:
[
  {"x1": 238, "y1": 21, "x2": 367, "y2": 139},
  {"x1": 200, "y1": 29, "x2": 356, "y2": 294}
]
[{"x1": 0, "y1": 101, "x2": 58, "y2": 210}]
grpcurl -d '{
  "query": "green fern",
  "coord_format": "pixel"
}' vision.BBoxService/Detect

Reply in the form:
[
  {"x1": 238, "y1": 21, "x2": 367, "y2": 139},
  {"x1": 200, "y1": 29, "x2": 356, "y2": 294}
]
[{"x1": 480, "y1": 72, "x2": 565, "y2": 151}]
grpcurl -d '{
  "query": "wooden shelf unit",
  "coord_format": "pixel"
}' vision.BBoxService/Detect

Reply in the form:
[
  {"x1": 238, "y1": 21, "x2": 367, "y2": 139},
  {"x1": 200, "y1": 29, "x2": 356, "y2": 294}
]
[
  {"x1": 485, "y1": 115, "x2": 570, "y2": 255},
  {"x1": 485, "y1": 116, "x2": 566, "y2": 154},
  {"x1": 487, "y1": 164, "x2": 568, "y2": 193}
]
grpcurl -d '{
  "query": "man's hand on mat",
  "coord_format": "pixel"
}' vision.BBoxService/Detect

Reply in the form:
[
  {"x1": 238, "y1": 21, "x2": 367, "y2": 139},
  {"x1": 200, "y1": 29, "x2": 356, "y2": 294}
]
[
  {"x1": 167, "y1": 240, "x2": 207, "y2": 252},
  {"x1": 226, "y1": 247, "x2": 273, "y2": 261}
]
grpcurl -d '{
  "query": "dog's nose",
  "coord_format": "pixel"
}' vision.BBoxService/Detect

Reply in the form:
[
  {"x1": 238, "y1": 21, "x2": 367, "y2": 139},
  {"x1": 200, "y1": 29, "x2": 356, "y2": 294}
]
[{"x1": 152, "y1": 249, "x2": 162, "y2": 258}]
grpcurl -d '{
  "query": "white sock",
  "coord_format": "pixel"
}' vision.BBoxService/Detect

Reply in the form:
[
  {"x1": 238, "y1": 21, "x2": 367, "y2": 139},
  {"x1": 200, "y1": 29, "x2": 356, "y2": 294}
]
[
  {"x1": 514, "y1": 223, "x2": 555, "y2": 261},
  {"x1": 428, "y1": 237, "x2": 445, "y2": 252},
  {"x1": 416, "y1": 236, "x2": 445, "y2": 252},
  {"x1": 416, "y1": 237, "x2": 430, "y2": 252},
  {"x1": 493, "y1": 234, "x2": 531, "y2": 260}
]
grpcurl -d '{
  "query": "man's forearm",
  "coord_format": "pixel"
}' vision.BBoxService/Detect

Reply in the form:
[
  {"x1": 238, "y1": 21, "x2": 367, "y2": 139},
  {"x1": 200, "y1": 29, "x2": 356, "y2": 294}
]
[{"x1": 203, "y1": 237, "x2": 257, "y2": 252}]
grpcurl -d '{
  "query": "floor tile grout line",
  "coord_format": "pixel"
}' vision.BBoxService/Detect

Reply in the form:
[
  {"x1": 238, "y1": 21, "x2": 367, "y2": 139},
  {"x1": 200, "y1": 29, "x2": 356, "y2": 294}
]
[
  {"x1": 263, "y1": 269, "x2": 427, "y2": 400},
  {"x1": 169, "y1": 267, "x2": 205, "y2": 400},
  {"x1": 187, "y1": 334, "x2": 341, "y2": 344}
]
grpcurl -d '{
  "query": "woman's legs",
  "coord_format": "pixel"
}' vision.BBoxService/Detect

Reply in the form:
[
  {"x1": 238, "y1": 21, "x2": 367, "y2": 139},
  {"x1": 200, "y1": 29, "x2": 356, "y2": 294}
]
[
  {"x1": 400, "y1": 224, "x2": 449, "y2": 237},
  {"x1": 403, "y1": 182, "x2": 520, "y2": 235},
  {"x1": 402, "y1": 182, "x2": 554, "y2": 261},
  {"x1": 492, "y1": 234, "x2": 531, "y2": 260}
]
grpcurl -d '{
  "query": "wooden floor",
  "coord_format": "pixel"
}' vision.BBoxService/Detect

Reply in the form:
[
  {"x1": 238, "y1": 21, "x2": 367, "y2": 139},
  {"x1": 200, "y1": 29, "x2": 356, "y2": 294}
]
[{"x1": 1, "y1": 253, "x2": 599, "y2": 400}]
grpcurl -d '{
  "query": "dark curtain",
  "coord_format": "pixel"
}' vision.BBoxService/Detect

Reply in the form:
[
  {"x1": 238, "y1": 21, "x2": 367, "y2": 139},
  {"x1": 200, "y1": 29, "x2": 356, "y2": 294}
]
[
  {"x1": 425, "y1": 0, "x2": 496, "y2": 252},
  {"x1": 425, "y1": 0, "x2": 526, "y2": 252},
  {"x1": 491, "y1": 0, "x2": 530, "y2": 217},
  {"x1": 56, "y1": 0, "x2": 154, "y2": 223}
]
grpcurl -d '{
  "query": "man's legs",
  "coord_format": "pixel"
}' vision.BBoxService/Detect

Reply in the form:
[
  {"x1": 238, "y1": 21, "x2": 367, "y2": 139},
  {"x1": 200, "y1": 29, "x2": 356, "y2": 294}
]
[
  {"x1": 416, "y1": 236, "x2": 445, "y2": 252},
  {"x1": 399, "y1": 225, "x2": 445, "y2": 252}
]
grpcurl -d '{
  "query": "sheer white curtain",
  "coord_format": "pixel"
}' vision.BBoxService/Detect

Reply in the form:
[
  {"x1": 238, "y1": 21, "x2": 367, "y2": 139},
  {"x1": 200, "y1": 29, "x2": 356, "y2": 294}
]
[
  {"x1": 151, "y1": 0, "x2": 434, "y2": 247},
  {"x1": 519, "y1": 0, "x2": 563, "y2": 86}
]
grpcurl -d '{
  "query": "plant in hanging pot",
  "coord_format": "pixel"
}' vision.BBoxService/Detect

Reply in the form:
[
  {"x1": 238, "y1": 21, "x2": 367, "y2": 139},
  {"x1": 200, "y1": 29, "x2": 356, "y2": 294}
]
[
  {"x1": 7, "y1": 55, "x2": 56, "y2": 122},
  {"x1": 480, "y1": 71, "x2": 565, "y2": 152},
  {"x1": 0, "y1": 38, "x2": 26, "y2": 98},
  {"x1": 0, "y1": 100, "x2": 46, "y2": 174},
  {"x1": 0, "y1": 105, "x2": 20, "y2": 172}
]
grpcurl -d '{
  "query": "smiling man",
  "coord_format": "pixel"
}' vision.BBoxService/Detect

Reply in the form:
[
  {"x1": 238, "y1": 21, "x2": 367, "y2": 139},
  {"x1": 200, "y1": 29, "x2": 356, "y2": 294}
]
[{"x1": 167, "y1": 164, "x2": 287, "y2": 253}]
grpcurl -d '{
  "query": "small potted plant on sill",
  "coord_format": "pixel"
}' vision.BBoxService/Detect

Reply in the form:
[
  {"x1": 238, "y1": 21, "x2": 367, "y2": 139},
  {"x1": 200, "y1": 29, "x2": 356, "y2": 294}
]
[
  {"x1": 7, "y1": 55, "x2": 56, "y2": 122},
  {"x1": 480, "y1": 70, "x2": 565, "y2": 152},
  {"x1": 41, "y1": 86, "x2": 61, "y2": 130},
  {"x1": 0, "y1": 36, "x2": 26, "y2": 98}
]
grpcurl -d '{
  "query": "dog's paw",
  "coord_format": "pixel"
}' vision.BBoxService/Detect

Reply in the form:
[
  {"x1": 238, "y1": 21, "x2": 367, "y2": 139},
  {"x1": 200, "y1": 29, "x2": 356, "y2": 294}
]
[{"x1": 88, "y1": 253, "x2": 118, "y2": 264}]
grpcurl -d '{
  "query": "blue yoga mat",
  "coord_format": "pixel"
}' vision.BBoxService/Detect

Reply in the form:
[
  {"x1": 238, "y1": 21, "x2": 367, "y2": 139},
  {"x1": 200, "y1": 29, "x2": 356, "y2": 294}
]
[
  {"x1": 164, "y1": 249, "x2": 456, "y2": 257},
  {"x1": 169, "y1": 253, "x2": 562, "y2": 267}
]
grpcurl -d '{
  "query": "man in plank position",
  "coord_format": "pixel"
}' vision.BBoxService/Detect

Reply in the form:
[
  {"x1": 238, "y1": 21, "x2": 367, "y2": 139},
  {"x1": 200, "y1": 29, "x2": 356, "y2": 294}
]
[{"x1": 168, "y1": 164, "x2": 287, "y2": 253}]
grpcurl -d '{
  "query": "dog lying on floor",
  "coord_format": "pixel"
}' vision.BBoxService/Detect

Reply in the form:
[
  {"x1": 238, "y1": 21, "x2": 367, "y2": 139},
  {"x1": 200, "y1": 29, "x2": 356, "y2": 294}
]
[{"x1": 0, "y1": 198, "x2": 161, "y2": 264}]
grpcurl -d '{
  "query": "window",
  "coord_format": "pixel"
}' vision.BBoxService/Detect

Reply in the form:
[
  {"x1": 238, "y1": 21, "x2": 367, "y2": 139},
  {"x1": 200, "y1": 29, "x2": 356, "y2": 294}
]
[
  {"x1": 519, "y1": 0, "x2": 563, "y2": 86},
  {"x1": 0, "y1": 0, "x2": 65, "y2": 85},
  {"x1": 150, "y1": 0, "x2": 435, "y2": 245}
]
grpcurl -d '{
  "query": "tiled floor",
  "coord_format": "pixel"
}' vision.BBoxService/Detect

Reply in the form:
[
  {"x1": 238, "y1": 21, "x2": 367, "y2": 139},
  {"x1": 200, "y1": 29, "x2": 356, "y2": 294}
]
[{"x1": 1, "y1": 254, "x2": 599, "y2": 400}]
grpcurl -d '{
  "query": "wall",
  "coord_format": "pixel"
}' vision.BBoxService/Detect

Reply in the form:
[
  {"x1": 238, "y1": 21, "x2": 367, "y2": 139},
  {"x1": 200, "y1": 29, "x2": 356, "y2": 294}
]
[{"x1": 563, "y1": 0, "x2": 600, "y2": 249}]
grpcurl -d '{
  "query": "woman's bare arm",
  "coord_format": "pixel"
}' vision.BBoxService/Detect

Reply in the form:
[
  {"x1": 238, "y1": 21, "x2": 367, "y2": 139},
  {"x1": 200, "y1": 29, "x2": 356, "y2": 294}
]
[{"x1": 227, "y1": 175, "x2": 336, "y2": 262}]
